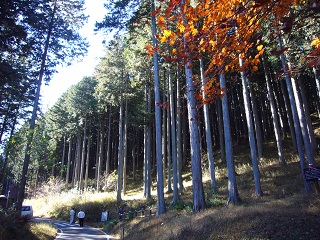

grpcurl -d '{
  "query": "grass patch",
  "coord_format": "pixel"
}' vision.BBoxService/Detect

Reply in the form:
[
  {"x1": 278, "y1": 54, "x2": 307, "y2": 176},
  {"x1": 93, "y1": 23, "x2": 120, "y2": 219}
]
[
  {"x1": 0, "y1": 214, "x2": 56, "y2": 240},
  {"x1": 13, "y1": 135, "x2": 320, "y2": 239}
]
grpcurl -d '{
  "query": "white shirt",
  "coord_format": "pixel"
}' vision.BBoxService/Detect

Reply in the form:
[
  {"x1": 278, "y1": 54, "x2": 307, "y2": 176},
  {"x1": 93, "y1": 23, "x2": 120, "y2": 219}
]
[
  {"x1": 78, "y1": 211, "x2": 85, "y2": 218},
  {"x1": 70, "y1": 209, "x2": 75, "y2": 216}
]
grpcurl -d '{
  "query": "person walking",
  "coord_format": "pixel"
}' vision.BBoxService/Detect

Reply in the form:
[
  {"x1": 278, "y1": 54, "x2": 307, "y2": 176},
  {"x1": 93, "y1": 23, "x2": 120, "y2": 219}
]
[
  {"x1": 69, "y1": 208, "x2": 75, "y2": 225},
  {"x1": 78, "y1": 209, "x2": 85, "y2": 227}
]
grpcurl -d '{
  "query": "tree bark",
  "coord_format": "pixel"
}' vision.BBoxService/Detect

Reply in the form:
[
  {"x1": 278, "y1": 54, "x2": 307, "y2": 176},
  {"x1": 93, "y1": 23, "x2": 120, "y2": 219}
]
[
  {"x1": 79, "y1": 117, "x2": 87, "y2": 190},
  {"x1": 262, "y1": 55, "x2": 285, "y2": 165},
  {"x1": 239, "y1": 56, "x2": 262, "y2": 197},
  {"x1": 117, "y1": 73, "x2": 124, "y2": 202},
  {"x1": 220, "y1": 73, "x2": 240, "y2": 204},
  {"x1": 278, "y1": 33, "x2": 311, "y2": 192},
  {"x1": 199, "y1": 58, "x2": 216, "y2": 192},
  {"x1": 176, "y1": 65, "x2": 184, "y2": 192},
  {"x1": 168, "y1": 67, "x2": 178, "y2": 203},
  {"x1": 151, "y1": 0, "x2": 165, "y2": 214},
  {"x1": 17, "y1": 0, "x2": 57, "y2": 211}
]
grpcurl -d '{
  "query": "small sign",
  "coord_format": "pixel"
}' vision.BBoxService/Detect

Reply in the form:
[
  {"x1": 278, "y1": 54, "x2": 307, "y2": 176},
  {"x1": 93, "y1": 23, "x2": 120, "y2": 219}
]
[
  {"x1": 101, "y1": 211, "x2": 109, "y2": 222},
  {"x1": 304, "y1": 167, "x2": 320, "y2": 181}
]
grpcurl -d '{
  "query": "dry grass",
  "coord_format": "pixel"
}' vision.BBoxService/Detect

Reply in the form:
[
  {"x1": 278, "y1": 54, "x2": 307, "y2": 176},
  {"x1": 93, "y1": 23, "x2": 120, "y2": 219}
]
[
  {"x1": 0, "y1": 214, "x2": 56, "y2": 240},
  {"x1": 28, "y1": 222, "x2": 57, "y2": 240},
  {"x1": 107, "y1": 140, "x2": 320, "y2": 240},
  {"x1": 22, "y1": 139, "x2": 320, "y2": 240}
]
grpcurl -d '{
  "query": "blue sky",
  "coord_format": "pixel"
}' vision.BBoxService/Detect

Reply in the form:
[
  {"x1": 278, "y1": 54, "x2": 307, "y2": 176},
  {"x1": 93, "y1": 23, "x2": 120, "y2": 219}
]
[{"x1": 41, "y1": 0, "x2": 108, "y2": 111}]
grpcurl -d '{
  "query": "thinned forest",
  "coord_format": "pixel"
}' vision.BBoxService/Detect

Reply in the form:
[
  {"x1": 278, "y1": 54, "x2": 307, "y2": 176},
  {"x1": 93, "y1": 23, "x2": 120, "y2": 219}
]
[{"x1": 1, "y1": 0, "x2": 320, "y2": 222}]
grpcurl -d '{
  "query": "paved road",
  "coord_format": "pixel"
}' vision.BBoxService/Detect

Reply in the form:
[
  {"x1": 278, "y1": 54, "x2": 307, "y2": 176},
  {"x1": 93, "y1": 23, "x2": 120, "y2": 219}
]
[{"x1": 32, "y1": 218, "x2": 118, "y2": 240}]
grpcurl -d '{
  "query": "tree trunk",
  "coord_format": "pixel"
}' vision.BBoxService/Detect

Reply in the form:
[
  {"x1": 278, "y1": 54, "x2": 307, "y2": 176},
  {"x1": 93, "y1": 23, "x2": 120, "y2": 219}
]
[
  {"x1": 262, "y1": 55, "x2": 285, "y2": 165},
  {"x1": 144, "y1": 84, "x2": 152, "y2": 199},
  {"x1": 168, "y1": 67, "x2": 179, "y2": 203},
  {"x1": 117, "y1": 73, "x2": 124, "y2": 202},
  {"x1": 279, "y1": 76, "x2": 297, "y2": 150},
  {"x1": 220, "y1": 72, "x2": 240, "y2": 204},
  {"x1": 79, "y1": 117, "x2": 87, "y2": 190},
  {"x1": 200, "y1": 58, "x2": 216, "y2": 192},
  {"x1": 132, "y1": 147, "x2": 136, "y2": 181},
  {"x1": 151, "y1": 0, "x2": 165, "y2": 214},
  {"x1": 106, "y1": 107, "x2": 112, "y2": 176},
  {"x1": 162, "y1": 68, "x2": 167, "y2": 188},
  {"x1": 73, "y1": 133, "x2": 81, "y2": 188},
  {"x1": 167, "y1": 95, "x2": 172, "y2": 193},
  {"x1": 84, "y1": 121, "x2": 91, "y2": 190},
  {"x1": 298, "y1": 75, "x2": 318, "y2": 154},
  {"x1": 239, "y1": 56, "x2": 262, "y2": 197},
  {"x1": 185, "y1": 61, "x2": 205, "y2": 212},
  {"x1": 278, "y1": 33, "x2": 311, "y2": 192},
  {"x1": 66, "y1": 137, "x2": 72, "y2": 183},
  {"x1": 96, "y1": 119, "x2": 105, "y2": 192},
  {"x1": 1, "y1": 113, "x2": 18, "y2": 194},
  {"x1": 249, "y1": 81, "x2": 263, "y2": 159},
  {"x1": 60, "y1": 136, "x2": 66, "y2": 180},
  {"x1": 123, "y1": 78, "x2": 129, "y2": 196},
  {"x1": 312, "y1": 67, "x2": 320, "y2": 118},
  {"x1": 288, "y1": 70, "x2": 315, "y2": 165},
  {"x1": 216, "y1": 97, "x2": 225, "y2": 163},
  {"x1": 17, "y1": 0, "x2": 57, "y2": 211},
  {"x1": 176, "y1": 65, "x2": 184, "y2": 192}
]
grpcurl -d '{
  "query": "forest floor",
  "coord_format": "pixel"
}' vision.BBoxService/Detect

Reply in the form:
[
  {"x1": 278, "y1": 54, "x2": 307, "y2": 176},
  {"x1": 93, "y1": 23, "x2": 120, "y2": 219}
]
[
  {"x1": 3, "y1": 115, "x2": 320, "y2": 240},
  {"x1": 105, "y1": 114, "x2": 320, "y2": 239},
  {"x1": 107, "y1": 142, "x2": 320, "y2": 240}
]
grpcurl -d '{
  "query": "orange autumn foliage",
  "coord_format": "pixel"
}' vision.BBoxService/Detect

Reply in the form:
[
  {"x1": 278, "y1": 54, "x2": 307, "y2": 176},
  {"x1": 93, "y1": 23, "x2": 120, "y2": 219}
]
[{"x1": 147, "y1": 0, "x2": 313, "y2": 102}]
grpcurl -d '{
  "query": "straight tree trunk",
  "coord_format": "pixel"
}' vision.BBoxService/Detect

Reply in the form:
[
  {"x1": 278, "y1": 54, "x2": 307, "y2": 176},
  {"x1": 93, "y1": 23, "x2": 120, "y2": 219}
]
[
  {"x1": 199, "y1": 58, "x2": 216, "y2": 192},
  {"x1": 239, "y1": 56, "x2": 262, "y2": 197},
  {"x1": 94, "y1": 131, "x2": 100, "y2": 186},
  {"x1": 123, "y1": 79, "x2": 129, "y2": 196},
  {"x1": 117, "y1": 73, "x2": 124, "y2": 202},
  {"x1": 230, "y1": 89, "x2": 240, "y2": 143},
  {"x1": 168, "y1": 67, "x2": 178, "y2": 203},
  {"x1": 278, "y1": 33, "x2": 311, "y2": 192},
  {"x1": 106, "y1": 107, "x2": 112, "y2": 176},
  {"x1": 73, "y1": 133, "x2": 81, "y2": 188},
  {"x1": 279, "y1": 77, "x2": 297, "y2": 150},
  {"x1": 185, "y1": 61, "x2": 205, "y2": 212},
  {"x1": 132, "y1": 147, "x2": 136, "y2": 181},
  {"x1": 66, "y1": 138, "x2": 72, "y2": 183},
  {"x1": 298, "y1": 76, "x2": 317, "y2": 154},
  {"x1": 248, "y1": 81, "x2": 263, "y2": 159},
  {"x1": 147, "y1": 86, "x2": 152, "y2": 198},
  {"x1": 1, "y1": 113, "x2": 18, "y2": 194},
  {"x1": 79, "y1": 117, "x2": 87, "y2": 190},
  {"x1": 151, "y1": 0, "x2": 165, "y2": 214},
  {"x1": 312, "y1": 67, "x2": 320, "y2": 118},
  {"x1": 272, "y1": 78, "x2": 288, "y2": 139},
  {"x1": 262, "y1": 55, "x2": 285, "y2": 165},
  {"x1": 84, "y1": 127, "x2": 90, "y2": 190},
  {"x1": 144, "y1": 84, "x2": 151, "y2": 199},
  {"x1": 17, "y1": 0, "x2": 57, "y2": 211},
  {"x1": 220, "y1": 73, "x2": 240, "y2": 204},
  {"x1": 176, "y1": 66, "x2": 184, "y2": 192},
  {"x1": 313, "y1": 67, "x2": 320, "y2": 100},
  {"x1": 96, "y1": 119, "x2": 105, "y2": 192},
  {"x1": 167, "y1": 97, "x2": 172, "y2": 193},
  {"x1": 60, "y1": 136, "x2": 66, "y2": 179},
  {"x1": 216, "y1": 97, "x2": 225, "y2": 163},
  {"x1": 162, "y1": 69, "x2": 167, "y2": 188},
  {"x1": 289, "y1": 71, "x2": 315, "y2": 165},
  {"x1": 143, "y1": 102, "x2": 148, "y2": 197},
  {"x1": 181, "y1": 102, "x2": 187, "y2": 166}
]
